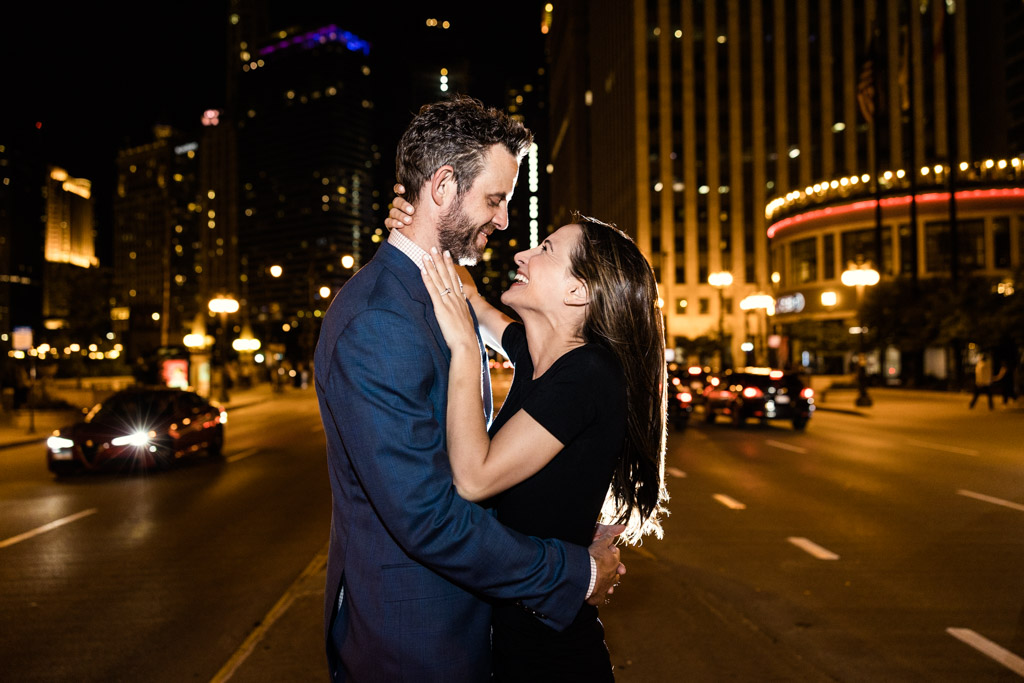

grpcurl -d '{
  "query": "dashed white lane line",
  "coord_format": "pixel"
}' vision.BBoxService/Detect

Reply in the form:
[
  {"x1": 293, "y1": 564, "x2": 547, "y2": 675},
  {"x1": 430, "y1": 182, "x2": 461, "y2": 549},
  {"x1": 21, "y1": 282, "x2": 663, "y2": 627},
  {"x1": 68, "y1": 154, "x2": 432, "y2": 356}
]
[
  {"x1": 906, "y1": 439, "x2": 981, "y2": 457},
  {"x1": 665, "y1": 466, "x2": 686, "y2": 478},
  {"x1": 226, "y1": 447, "x2": 260, "y2": 463},
  {"x1": 713, "y1": 494, "x2": 747, "y2": 510},
  {"x1": 0, "y1": 508, "x2": 98, "y2": 549},
  {"x1": 766, "y1": 440, "x2": 808, "y2": 454},
  {"x1": 787, "y1": 537, "x2": 840, "y2": 560},
  {"x1": 957, "y1": 489, "x2": 1024, "y2": 513},
  {"x1": 947, "y1": 628, "x2": 1024, "y2": 676}
]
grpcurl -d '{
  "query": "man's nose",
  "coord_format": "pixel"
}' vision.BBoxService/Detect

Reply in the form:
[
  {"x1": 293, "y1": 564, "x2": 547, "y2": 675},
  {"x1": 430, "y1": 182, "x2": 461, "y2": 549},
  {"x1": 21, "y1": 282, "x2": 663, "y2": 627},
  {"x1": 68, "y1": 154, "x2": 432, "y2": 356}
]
[{"x1": 492, "y1": 204, "x2": 509, "y2": 230}]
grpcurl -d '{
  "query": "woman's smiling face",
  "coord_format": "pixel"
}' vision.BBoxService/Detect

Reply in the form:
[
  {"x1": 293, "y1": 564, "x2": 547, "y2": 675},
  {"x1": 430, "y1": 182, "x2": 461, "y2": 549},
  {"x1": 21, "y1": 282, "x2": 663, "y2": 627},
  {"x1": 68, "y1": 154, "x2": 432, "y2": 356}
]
[{"x1": 501, "y1": 224, "x2": 583, "y2": 314}]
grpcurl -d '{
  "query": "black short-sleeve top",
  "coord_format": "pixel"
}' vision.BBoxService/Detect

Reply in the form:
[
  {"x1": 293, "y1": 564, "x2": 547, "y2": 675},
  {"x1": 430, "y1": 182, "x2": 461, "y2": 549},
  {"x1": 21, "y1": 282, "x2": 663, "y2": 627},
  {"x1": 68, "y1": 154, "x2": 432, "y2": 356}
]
[{"x1": 486, "y1": 322, "x2": 626, "y2": 548}]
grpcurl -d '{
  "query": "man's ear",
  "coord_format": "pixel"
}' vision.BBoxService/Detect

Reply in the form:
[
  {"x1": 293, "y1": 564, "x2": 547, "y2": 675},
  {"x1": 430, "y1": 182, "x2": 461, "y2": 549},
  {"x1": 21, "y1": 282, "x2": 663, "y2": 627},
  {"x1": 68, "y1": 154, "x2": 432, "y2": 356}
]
[{"x1": 429, "y1": 165, "x2": 456, "y2": 207}]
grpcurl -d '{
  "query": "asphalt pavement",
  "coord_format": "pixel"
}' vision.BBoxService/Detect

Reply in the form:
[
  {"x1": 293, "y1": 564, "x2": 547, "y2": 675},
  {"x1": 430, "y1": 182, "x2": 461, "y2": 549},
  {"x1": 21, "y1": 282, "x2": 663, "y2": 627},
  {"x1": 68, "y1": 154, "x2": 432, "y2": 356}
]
[{"x1": 2, "y1": 379, "x2": 1020, "y2": 682}]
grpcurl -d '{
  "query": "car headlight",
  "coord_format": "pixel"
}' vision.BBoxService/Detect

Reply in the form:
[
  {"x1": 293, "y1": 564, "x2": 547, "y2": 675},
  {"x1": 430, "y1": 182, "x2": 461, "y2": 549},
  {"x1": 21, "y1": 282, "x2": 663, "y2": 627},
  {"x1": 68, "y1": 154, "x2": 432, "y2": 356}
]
[
  {"x1": 111, "y1": 430, "x2": 155, "y2": 447},
  {"x1": 47, "y1": 435, "x2": 75, "y2": 451}
]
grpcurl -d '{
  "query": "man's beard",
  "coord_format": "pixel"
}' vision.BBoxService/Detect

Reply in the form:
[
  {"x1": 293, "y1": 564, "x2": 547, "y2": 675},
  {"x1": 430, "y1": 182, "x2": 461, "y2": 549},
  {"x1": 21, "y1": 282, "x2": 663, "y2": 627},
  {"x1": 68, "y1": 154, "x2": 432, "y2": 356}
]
[{"x1": 438, "y1": 193, "x2": 489, "y2": 266}]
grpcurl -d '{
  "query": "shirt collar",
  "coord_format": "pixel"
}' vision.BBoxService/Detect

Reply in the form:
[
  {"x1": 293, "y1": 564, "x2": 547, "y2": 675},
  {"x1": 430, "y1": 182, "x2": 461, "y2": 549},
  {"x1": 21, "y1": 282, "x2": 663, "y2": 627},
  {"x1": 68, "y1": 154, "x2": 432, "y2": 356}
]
[{"x1": 388, "y1": 228, "x2": 430, "y2": 268}]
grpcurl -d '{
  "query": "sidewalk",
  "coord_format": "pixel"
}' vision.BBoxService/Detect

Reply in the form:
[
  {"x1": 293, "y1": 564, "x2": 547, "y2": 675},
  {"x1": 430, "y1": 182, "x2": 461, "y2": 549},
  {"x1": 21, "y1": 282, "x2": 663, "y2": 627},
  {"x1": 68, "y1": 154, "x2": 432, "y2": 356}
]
[{"x1": 814, "y1": 384, "x2": 1024, "y2": 417}]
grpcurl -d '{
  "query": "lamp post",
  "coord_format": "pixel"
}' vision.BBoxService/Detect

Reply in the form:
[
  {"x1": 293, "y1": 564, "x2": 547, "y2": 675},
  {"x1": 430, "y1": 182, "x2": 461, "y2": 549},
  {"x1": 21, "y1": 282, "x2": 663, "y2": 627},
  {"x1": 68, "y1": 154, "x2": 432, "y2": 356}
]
[
  {"x1": 208, "y1": 295, "x2": 239, "y2": 402},
  {"x1": 708, "y1": 271, "x2": 733, "y2": 370},
  {"x1": 841, "y1": 264, "x2": 880, "y2": 407},
  {"x1": 739, "y1": 294, "x2": 776, "y2": 366}
]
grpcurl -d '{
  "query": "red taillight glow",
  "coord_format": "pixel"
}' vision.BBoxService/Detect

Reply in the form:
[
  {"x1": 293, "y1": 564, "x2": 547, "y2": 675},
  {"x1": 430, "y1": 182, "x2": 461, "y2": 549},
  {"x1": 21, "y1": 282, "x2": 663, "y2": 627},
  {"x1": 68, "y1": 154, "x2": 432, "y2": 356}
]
[
  {"x1": 769, "y1": 370, "x2": 784, "y2": 379},
  {"x1": 678, "y1": 391, "x2": 693, "y2": 403},
  {"x1": 801, "y1": 387, "x2": 814, "y2": 399},
  {"x1": 688, "y1": 366, "x2": 702, "y2": 375},
  {"x1": 742, "y1": 386, "x2": 763, "y2": 399}
]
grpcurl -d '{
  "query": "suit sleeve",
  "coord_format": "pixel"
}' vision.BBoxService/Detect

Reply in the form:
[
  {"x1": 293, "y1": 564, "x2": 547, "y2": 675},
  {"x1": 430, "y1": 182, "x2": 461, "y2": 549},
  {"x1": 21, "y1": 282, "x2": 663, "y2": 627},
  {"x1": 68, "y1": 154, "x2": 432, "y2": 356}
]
[{"x1": 323, "y1": 304, "x2": 591, "y2": 630}]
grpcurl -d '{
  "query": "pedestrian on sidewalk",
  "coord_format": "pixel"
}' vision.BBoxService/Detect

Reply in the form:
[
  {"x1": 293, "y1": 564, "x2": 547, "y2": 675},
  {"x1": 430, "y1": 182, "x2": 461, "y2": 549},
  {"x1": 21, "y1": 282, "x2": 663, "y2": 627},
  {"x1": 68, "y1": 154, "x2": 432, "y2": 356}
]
[{"x1": 968, "y1": 353, "x2": 995, "y2": 410}]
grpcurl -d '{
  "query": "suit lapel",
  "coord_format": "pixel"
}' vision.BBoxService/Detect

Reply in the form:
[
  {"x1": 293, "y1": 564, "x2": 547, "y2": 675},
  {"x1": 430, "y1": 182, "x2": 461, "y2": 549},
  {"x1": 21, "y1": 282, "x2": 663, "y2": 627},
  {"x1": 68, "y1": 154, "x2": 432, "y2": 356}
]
[
  {"x1": 377, "y1": 243, "x2": 450, "y2": 363},
  {"x1": 377, "y1": 242, "x2": 492, "y2": 422}
]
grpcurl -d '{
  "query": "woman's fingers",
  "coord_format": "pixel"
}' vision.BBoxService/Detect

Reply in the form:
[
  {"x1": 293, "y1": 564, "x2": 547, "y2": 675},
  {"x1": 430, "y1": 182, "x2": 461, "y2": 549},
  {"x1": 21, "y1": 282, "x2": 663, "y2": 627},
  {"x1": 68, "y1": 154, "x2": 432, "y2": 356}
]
[
  {"x1": 431, "y1": 248, "x2": 456, "y2": 294},
  {"x1": 420, "y1": 256, "x2": 443, "y2": 307},
  {"x1": 420, "y1": 250, "x2": 456, "y2": 303}
]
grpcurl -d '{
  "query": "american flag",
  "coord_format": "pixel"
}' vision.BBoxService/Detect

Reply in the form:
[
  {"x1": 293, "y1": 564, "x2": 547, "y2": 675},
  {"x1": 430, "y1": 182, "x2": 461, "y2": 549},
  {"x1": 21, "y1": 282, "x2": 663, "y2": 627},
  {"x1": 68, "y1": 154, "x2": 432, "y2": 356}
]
[{"x1": 857, "y1": 48, "x2": 876, "y2": 125}]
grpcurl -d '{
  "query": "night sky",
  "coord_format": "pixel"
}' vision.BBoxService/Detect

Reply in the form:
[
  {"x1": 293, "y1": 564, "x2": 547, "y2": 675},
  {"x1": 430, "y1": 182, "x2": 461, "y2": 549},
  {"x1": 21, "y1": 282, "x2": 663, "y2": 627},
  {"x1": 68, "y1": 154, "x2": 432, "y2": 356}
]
[{"x1": 2, "y1": 1, "x2": 546, "y2": 258}]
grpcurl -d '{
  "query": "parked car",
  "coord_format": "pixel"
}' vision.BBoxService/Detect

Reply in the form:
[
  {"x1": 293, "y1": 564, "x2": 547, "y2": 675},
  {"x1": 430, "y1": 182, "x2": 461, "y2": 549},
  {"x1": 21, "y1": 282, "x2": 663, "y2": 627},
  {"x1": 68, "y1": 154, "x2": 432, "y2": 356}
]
[
  {"x1": 46, "y1": 387, "x2": 226, "y2": 475},
  {"x1": 667, "y1": 373, "x2": 695, "y2": 430},
  {"x1": 701, "y1": 367, "x2": 814, "y2": 430}
]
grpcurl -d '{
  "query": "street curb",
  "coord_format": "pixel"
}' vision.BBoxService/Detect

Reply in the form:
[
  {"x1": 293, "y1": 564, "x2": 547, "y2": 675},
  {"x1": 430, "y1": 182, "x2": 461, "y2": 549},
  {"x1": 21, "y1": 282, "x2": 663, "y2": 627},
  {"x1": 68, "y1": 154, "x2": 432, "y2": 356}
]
[{"x1": 814, "y1": 405, "x2": 869, "y2": 417}]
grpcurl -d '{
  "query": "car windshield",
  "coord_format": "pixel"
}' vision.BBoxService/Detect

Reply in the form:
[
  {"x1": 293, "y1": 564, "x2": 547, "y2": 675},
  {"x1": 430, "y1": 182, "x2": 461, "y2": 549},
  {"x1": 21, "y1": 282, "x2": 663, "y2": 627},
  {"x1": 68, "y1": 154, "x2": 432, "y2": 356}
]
[{"x1": 87, "y1": 393, "x2": 175, "y2": 424}]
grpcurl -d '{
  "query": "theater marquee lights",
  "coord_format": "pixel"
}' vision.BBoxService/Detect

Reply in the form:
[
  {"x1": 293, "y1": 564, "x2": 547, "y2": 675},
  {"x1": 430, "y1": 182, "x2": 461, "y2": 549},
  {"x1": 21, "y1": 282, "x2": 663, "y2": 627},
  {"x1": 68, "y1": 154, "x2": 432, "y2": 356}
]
[{"x1": 767, "y1": 188, "x2": 1024, "y2": 239}]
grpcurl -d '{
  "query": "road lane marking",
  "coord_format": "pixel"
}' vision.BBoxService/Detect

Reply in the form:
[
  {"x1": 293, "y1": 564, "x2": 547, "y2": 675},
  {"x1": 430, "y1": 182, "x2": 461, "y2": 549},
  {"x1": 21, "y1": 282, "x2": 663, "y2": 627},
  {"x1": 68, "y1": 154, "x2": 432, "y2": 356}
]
[
  {"x1": 957, "y1": 489, "x2": 1024, "y2": 513},
  {"x1": 211, "y1": 544, "x2": 328, "y2": 683},
  {"x1": 665, "y1": 466, "x2": 686, "y2": 478},
  {"x1": 0, "y1": 508, "x2": 98, "y2": 549},
  {"x1": 787, "y1": 537, "x2": 840, "y2": 560},
  {"x1": 713, "y1": 494, "x2": 747, "y2": 510},
  {"x1": 947, "y1": 628, "x2": 1024, "y2": 676},
  {"x1": 906, "y1": 439, "x2": 981, "y2": 457},
  {"x1": 226, "y1": 448, "x2": 260, "y2": 463},
  {"x1": 766, "y1": 440, "x2": 808, "y2": 454}
]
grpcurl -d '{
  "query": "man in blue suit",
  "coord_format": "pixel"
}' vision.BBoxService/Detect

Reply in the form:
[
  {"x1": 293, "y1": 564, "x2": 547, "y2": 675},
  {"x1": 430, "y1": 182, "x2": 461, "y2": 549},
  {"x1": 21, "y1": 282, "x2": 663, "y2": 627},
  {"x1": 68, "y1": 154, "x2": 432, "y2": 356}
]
[{"x1": 315, "y1": 96, "x2": 624, "y2": 681}]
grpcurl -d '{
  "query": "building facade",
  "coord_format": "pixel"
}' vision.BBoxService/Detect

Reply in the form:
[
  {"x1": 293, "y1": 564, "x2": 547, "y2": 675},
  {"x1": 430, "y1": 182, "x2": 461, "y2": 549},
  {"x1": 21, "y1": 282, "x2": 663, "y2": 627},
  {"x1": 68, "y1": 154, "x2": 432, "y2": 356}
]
[
  {"x1": 547, "y1": 0, "x2": 1023, "y2": 376},
  {"x1": 236, "y1": 22, "x2": 378, "y2": 366},
  {"x1": 112, "y1": 126, "x2": 203, "y2": 360}
]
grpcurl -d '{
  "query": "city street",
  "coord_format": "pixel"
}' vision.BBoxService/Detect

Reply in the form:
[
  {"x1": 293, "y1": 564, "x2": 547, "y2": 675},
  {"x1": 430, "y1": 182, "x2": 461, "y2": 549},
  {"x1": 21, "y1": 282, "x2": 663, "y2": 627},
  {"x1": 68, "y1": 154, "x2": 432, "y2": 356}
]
[
  {"x1": 603, "y1": 390, "x2": 1024, "y2": 681},
  {"x1": 0, "y1": 390, "x2": 332, "y2": 683},
  {"x1": 1, "y1": 386, "x2": 1022, "y2": 681}
]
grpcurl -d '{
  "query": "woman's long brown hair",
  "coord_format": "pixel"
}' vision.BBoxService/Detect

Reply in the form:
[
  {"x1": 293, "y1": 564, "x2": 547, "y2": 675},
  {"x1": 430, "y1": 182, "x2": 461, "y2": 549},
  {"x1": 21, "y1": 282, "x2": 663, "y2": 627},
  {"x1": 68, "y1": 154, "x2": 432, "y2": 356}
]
[{"x1": 569, "y1": 214, "x2": 668, "y2": 545}]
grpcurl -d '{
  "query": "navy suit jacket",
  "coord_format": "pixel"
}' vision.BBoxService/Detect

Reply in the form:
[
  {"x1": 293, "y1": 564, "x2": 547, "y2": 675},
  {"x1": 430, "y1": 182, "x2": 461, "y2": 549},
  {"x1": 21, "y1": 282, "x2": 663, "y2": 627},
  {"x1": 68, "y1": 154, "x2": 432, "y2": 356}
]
[{"x1": 314, "y1": 242, "x2": 591, "y2": 682}]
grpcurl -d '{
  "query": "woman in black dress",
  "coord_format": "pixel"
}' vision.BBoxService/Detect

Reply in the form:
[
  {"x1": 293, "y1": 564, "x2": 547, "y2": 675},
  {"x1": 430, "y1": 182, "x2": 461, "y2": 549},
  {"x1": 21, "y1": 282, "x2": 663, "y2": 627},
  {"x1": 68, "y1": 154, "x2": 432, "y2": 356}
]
[{"x1": 414, "y1": 213, "x2": 669, "y2": 681}]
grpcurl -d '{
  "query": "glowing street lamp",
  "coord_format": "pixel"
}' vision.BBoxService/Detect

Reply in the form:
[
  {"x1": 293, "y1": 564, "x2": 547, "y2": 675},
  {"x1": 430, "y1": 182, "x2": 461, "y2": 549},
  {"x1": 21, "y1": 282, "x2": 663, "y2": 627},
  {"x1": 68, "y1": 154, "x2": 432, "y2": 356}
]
[
  {"x1": 740, "y1": 294, "x2": 775, "y2": 365},
  {"x1": 208, "y1": 296, "x2": 239, "y2": 401},
  {"x1": 708, "y1": 271, "x2": 733, "y2": 369},
  {"x1": 841, "y1": 264, "x2": 879, "y2": 407}
]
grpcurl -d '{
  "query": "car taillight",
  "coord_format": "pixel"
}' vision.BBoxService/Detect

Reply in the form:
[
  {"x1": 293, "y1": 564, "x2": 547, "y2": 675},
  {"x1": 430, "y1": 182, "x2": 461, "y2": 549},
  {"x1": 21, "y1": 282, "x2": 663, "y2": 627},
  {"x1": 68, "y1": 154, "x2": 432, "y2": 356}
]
[
  {"x1": 800, "y1": 387, "x2": 814, "y2": 399},
  {"x1": 709, "y1": 377, "x2": 720, "y2": 387},
  {"x1": 678, "y1": 391, "x2": 692, "y2": 403},
  {"x1": 671, "y1": 376, "x2": 681, "y2": 386},
  {"x1": 742, "y1": 386, "x2": 763, "y2": 399}
]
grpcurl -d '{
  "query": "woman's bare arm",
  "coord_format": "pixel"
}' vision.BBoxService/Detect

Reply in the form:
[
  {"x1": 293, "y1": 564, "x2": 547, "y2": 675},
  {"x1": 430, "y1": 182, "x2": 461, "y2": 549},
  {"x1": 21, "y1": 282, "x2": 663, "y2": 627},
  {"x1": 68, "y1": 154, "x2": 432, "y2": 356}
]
[{"x1": 421, "y1": 250, "x2": 563, "y2": 501}]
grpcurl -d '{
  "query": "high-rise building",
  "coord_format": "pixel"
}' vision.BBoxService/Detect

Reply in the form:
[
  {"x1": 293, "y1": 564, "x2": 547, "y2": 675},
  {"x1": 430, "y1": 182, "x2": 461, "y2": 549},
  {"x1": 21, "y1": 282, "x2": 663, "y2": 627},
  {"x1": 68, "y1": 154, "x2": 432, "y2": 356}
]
[
  {"x1": 42, "y1": 165, "x2": 100, "y2": 332},
  {"x1": 547, "y1": 0, "x2": 1024, "y2": 375},
  {"x1": 0, "y1": 139, "x2": 47, "y2": 362},
  {"x1": 112, "y1": 126, "x2": 203, "y2": 359},
  {"x1": 236, "y1": 22, "x2": 378, "y2": 365}
]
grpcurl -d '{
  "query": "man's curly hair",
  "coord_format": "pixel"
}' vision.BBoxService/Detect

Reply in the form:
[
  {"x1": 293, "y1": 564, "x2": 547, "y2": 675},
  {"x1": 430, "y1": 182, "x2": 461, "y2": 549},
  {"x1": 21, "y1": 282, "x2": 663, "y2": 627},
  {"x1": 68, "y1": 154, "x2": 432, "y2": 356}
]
[{"x1": 395, "y1": 95, "x2": 533, "y2": 205}]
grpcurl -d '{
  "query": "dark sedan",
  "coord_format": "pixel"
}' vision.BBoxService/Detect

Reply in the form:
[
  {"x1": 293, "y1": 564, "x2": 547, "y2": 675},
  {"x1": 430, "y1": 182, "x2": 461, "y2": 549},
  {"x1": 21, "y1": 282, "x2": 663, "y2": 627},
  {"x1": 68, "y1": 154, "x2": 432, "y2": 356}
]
[
  {"x1": 702, "y1": 367, "x2": 814, "y2": 430},
  {"x1": 46, "y1": 387, "x2": 226, "y2": 475}
]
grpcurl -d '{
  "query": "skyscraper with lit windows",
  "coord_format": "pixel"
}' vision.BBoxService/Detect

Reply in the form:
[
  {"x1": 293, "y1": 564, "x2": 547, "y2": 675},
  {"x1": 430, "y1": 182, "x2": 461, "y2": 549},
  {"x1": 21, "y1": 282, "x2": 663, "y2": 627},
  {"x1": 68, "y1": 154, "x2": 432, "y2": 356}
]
[
  {"x1": 547, "y1": 0, "x2": 1024, "y2": 377},
  {"x1": 235, "y1": 22, "x2": 378, "y2": 364}
]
